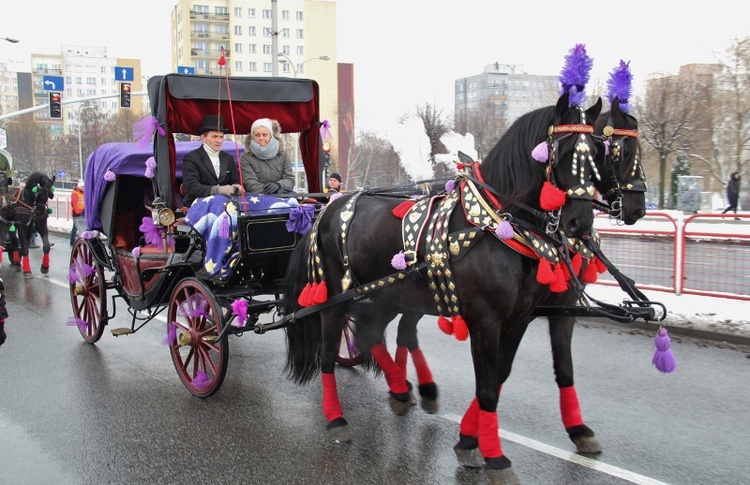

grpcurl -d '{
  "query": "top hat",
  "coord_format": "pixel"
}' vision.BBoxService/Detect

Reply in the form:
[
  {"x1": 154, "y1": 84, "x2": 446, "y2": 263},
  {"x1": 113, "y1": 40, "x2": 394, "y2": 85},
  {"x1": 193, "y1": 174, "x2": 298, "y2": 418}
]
[{"x1": 198, "y1": 115, "x2": 229, "y2": 135}]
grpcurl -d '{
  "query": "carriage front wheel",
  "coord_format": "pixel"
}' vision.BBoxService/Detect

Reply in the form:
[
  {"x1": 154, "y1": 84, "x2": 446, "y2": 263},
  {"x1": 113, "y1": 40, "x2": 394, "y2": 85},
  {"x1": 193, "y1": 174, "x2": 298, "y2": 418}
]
[
  {"x1": 167, "y1": 277, "x2": 228, "y2": 398},
  {"x1": 336, "y1": 313, "x2": 363, "y2": 367},
  {"x1": 69, "y1": 239, "x2": 107, "y2": 344}
]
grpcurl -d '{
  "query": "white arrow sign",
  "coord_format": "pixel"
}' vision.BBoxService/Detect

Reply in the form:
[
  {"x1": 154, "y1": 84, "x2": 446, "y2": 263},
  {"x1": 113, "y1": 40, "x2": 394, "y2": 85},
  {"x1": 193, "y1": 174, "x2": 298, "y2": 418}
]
[{"x1": 44, "y1": 79, "x2": 56, "y2": 89}]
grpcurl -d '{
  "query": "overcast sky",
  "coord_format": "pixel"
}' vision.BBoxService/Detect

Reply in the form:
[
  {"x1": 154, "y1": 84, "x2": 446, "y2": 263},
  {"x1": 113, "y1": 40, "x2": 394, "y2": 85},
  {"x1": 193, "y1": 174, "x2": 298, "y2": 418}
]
[{"x1": 3, "y1": 0, "x2": 748, "y2": 133}]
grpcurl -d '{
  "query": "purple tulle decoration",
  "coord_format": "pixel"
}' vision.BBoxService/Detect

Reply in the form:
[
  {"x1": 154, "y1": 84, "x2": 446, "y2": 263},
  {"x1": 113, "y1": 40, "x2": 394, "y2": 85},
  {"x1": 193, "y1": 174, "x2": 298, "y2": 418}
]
[
  {"x1": 494, "y1": 220, "x2": 514, "y2": 240},
  {"x1": 161, "y1": 321, "x2": 178, "y2": 346},
  {"x1": 139, "y1": 216, "x2": 163, "y2": 247},
  {"x1": 532, "y1": 142, "x2": 549, "y2": 162},
  {"x1": 68, "y1": 255, "x2": 96, "y2": 284},
  {"x1": 445, "y1": 179, "x2": 456, "y2": 193},
  {"x1": 66, "y1": 316, "x2": 90, "y2": 333},
  {"x1": 133, "y1": 116, "x2": 166, "y2": 149},
  {"x1": 391, "y1": 251, "x2": 407, "y2": 270},
  {"x1": 81, "y1": 230, "x2": 94, "y2": 240},
  {"x1": 219, "y1": 213, "x2": 230, "y2": 239},
  {"x1": 104, "y1": 169, "x2": 116, "y2": 182},
  {"x1": 191, "y1": 370, "x2": 211, "y2": 389},
  {"x1": 144, "y1": 157, "x2": 156, "y2": 178},
  {"x1": 607, "y1": 60, "x2": 633, "y2": 114},
  {"x1": 132, "y1": 247, "x2": 141, "y2": 257},
  {"x1": 286, "y1": 205, "x2": 315, "y2": 234},
  {"x1": 652, "y1": 327, "x2": 677, "y2": 373},
  {"x1": 559, "y1": 44, "x2": 593, "y2": 107},
  {"x1": 231, "y1": 299, "x2": 249, "y2": 328},
  {"x1": 177, "y1": 294, "x2": 208, "y2": 318},
  {"x1": 329, "y1": 192, "x2": 342, "y2": 202},
  {"x1": 320, "y1": 119, "x2": 333, "y2": 141}
]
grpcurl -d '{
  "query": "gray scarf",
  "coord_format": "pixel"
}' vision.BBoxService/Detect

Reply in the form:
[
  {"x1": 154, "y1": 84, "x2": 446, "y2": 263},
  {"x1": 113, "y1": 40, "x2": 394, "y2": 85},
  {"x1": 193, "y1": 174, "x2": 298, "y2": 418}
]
[{"x1": 250, "y1": 137, "x2": 279, "y2": 160}]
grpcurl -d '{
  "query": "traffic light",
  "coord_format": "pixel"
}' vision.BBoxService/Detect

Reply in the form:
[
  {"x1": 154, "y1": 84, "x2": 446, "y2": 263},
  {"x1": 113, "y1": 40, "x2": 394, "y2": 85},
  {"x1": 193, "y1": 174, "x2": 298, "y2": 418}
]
[
  {"x1": 119, "y1": 82, "x2": 131, "y2": 109},
  {"x1": 48, "y1": 92, "x2": 62, "y2": 119}
]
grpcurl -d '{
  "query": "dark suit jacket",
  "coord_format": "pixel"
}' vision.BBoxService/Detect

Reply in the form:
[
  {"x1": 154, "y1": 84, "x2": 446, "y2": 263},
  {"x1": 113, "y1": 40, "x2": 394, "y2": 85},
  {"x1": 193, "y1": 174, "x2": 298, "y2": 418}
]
[{"x1": 182, "y1": 146, "x2": 240, "y2": 206}]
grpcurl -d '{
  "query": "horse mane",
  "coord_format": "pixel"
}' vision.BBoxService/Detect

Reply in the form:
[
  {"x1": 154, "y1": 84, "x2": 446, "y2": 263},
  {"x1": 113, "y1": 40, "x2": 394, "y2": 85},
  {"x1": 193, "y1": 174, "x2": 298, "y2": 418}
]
[
  {"x1": 24, "y1": 172, "x2": 48, "y2": 190},
  {"x1": 480, "y1": 105, "x2": 555, "y2": 209}
]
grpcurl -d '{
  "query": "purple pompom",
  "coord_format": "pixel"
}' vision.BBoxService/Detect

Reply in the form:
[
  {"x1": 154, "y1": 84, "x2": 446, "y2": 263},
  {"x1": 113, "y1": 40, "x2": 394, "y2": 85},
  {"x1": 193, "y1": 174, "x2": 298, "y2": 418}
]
[
  {"x1": 132, "y1": 247, "x2": 141, "y2": 257},
  {"x1": 652, "y1": 327, "x2": 676, "y2": 373},
  {"x1": 445, "y1": 179, "x2": 456, "y2": 193},
  {"x1": 104, "y1": 169, "x2": 116, "y2": 182},
  {"x1": 494, "y1": 221, "x2": 514, "y2": 240},
  {"x1": 391, "y1": 251, "x2": 407, "y2": 270},
  {"x1": 532, "y1": 142, "x2": 549, "y2": 163},
  {"x1": 144, "y1": 156, "x2": 156, "y2": 178},
  {"x1": 559, "y1": 44, "x2": 593, "y2": 107}
]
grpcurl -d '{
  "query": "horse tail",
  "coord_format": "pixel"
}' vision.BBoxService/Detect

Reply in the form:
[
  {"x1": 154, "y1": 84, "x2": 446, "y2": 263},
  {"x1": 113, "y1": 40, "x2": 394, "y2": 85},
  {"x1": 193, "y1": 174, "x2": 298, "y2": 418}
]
[{"x1": 282, "y1": 232, "x2": 322, "y2": 385}]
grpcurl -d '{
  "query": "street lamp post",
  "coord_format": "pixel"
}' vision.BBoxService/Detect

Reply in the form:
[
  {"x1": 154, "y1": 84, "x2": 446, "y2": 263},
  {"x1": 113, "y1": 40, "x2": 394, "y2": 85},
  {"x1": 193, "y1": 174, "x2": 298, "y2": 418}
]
[
  {"x1": 1, "y1": 37, "x2": 19, "y2": 44},
  {"x1": 277, "y1": 54, "x2": 330, "y2": 191}
]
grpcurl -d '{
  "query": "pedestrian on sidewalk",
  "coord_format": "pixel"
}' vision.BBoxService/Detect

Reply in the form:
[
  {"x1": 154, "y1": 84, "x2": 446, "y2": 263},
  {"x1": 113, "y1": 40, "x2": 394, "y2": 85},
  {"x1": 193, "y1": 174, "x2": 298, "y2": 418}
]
[
  {"x1": 0, "y1": 271, "x2": 7, "y2": 348},
  {"x1": 70, "y1": 179, "x2": 85, "y2": 245},
  {"x1": 721, "y1": 172, "x2": 741, "y2": 219}
]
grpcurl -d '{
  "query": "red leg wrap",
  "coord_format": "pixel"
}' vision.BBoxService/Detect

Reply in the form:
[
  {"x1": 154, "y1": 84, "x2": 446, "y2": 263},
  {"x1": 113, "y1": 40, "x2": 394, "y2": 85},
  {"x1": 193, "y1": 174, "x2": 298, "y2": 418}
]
[
  {"x1": 22, "y1": 256, "x2": 31, "y2": 273},
  {"x1": 410, "y1": 348, "x2": 433, "y2": 385},
  {"x1": 395, "y1": 346, "x2": 408, "y2": 373},
  {"x1": 370, "y1": 343, "x2": 409, "y2": 394},
  {"x1": 459, "y1": 397, "x2": 480, "y2": 437},
  {"x1": 560, "y1": 385, "x2": 584, "y2": 428},
  {"x1": 478, "y1": 410, "x2": 502, "y2": 458},
  {"x1": 321, "y1": 372, "x2": 343, "y2": 422},
  {"x1": 42, "y1": 253, "x2": 50, "y2": 267}
]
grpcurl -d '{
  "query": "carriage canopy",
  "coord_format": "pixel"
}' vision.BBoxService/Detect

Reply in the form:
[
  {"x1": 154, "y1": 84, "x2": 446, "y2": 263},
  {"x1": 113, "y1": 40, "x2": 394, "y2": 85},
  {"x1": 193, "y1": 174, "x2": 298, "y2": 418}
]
[{"x1": 147, "y1": 74, "x2": 323, "y2": 208}]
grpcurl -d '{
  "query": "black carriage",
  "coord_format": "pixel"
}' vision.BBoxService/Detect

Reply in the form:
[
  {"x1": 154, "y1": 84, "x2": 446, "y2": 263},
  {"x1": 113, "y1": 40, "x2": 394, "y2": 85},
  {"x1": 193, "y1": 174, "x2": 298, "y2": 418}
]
[{"x1": 69, "y1": 74, "x2": 327, "y2": 397}]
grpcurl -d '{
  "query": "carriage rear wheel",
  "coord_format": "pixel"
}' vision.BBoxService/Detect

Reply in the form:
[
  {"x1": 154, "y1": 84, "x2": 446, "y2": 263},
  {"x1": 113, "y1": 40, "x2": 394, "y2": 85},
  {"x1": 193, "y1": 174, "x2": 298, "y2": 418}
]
[
  {"x1": 69, "y1": 239, "x2": 107, "y2": 344},
  {"x1": 168, "y1": 277, "x2": 229, "y2": 398},
  {"x1": 336, "y1": 313, "x2": 363, "y2": 367}
]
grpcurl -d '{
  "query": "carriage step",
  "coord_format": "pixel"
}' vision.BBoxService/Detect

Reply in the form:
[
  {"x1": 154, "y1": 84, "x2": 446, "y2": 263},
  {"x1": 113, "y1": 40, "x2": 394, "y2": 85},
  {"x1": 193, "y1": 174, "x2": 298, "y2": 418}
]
[{"x1": 111, "y1": 328, "x2": 134, "y2": 336}]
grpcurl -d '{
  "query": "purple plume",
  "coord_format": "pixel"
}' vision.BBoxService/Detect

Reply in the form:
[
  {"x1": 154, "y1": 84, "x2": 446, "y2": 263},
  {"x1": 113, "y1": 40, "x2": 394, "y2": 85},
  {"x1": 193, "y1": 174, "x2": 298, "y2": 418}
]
[
  {"x1": 231, "y1": 299, "x2": 249, "y2": 328},
  {"x1": 607, "y1": 60, "x2": 633, "y2": 114},
  {"x1": 139, "y1": 216, "x2": 163, "y2": 247},
  {"x1": 559, "y1": 44, "x2": 594, "y2": 107}
]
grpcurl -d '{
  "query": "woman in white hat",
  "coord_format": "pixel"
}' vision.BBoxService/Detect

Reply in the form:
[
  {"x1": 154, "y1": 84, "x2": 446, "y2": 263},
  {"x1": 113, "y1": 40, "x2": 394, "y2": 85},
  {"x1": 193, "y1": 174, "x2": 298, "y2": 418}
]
[{"x1": 240, "y1": 118, "x2": 295, "y2": 194}]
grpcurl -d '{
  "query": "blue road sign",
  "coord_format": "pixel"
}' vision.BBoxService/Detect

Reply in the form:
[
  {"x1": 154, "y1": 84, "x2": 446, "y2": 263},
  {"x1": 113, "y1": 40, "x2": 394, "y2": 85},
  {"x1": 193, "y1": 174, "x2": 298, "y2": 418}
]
[
  {"x1": 43, "y1": 76, "x2": 64, "y2": 91},
  {"x1": 177, "y1": 66, "x2": 195, "y2": 75},
  {"x1": 57, "y1": 169, "x2": 66, "y2": 180},
  {"x1": 114, "y1": 66, "x2": 134, "y2": 81}
]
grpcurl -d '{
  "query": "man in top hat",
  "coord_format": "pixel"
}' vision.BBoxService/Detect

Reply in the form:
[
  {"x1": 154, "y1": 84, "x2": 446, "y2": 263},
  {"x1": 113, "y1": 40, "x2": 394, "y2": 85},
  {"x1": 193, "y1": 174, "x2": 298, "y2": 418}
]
[{"x1": 182, "y1": 114, "x2": 243, "y2": 206}]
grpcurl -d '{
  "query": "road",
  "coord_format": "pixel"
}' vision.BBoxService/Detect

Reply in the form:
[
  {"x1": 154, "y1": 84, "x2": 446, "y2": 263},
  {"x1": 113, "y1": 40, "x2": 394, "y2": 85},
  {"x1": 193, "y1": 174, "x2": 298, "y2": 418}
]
[{"x1": 1, "y1": 232, "x2": 748, "y2": 484}]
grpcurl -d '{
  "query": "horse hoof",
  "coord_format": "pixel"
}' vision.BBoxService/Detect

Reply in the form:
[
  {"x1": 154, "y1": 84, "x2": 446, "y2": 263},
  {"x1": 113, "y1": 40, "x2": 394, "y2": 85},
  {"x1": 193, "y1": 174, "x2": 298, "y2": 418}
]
[
  {"x1": 13, "y1": 265, "x2": 20, "y2": 272},
  {"x1": 454, "y1": 447, "x2": 483, "y2": 468},
  {"x1": 326, "y1": 423, "x2": 352, "y2": 444},
  {"x1": 41, "y1": 266, "x2": 49, "y2": 275},
  {"x1": 574, "y1": 435, "x2": 602, "y2": 454},
  {"x1": 24, "y1": 272, "x2": 33, "y2": 279},
  {"x1": 420, "y1": 397, "x2": 439, "y2": 414},
  {"x1": 485, "y1": 467, "x2": 520, "y2": 485},
  {"x1": 388, "y1": 391, "x2": 415, "y2": 416}
]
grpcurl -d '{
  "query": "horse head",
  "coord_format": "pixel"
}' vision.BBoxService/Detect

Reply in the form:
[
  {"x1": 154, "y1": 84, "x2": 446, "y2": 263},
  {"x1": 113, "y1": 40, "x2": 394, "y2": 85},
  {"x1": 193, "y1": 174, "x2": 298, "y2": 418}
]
[{"x1": 23, "y1": 172, "x2": 56, "y2": 209}]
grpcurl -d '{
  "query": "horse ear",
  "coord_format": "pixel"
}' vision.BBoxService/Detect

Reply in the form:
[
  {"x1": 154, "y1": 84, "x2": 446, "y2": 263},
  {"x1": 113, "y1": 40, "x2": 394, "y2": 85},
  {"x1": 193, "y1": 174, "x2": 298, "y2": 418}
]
[
  {"x1": 586, "y1": 97, "x2": 603, "y2": 121},
  {"x1": 555, "y1": 92, "x2": 571, "y2": 115}
]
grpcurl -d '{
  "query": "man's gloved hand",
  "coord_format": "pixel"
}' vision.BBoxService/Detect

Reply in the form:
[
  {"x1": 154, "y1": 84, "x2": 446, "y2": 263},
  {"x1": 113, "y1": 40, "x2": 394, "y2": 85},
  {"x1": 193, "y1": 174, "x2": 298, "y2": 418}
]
[
  {"x1": 263, "y1": 182, "x2": 281, "y2": 194},
  {"x1": 218, "y1": 185, "x2": 237, "y2": 196}
]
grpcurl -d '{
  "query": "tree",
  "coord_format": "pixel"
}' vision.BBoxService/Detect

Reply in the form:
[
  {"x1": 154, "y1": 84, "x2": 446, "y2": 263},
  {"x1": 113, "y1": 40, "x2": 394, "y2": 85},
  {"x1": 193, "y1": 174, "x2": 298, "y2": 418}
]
[
  {"x1": 453, "y1": 100, "x2": 506, "y2": 161},
  {"x1": 4, "y1": 112, "x2": 47, "y2": 176},
  {"x1": 346, "y1": 129, "x2": 405, "y2": 189},
  {"x1": 408, "y1": 102, "x2": 452, "y2": 178}
]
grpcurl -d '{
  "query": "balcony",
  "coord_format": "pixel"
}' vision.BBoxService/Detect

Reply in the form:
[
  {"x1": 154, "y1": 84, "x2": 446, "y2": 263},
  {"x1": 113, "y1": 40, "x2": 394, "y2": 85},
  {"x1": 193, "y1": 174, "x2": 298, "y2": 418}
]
[
  {"x1": 189, "y1": 31, "x2": 231, "y2": 41},
  {"x1": 189, "y1": 11, "x2": 230, "y2": 22}
]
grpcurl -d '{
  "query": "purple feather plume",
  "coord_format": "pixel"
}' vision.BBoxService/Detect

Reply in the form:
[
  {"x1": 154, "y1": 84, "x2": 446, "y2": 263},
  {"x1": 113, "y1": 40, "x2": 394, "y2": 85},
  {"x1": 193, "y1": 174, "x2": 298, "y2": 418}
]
[
  {"x1": 607, "y1": 60, "x2": 633, "y2": 114},
  {"x1": 559, "y1": 44, "x2": 594, "y2": 107},
  {"x1": 139, "y1": 216, "x2": 163, "y2": 247}
]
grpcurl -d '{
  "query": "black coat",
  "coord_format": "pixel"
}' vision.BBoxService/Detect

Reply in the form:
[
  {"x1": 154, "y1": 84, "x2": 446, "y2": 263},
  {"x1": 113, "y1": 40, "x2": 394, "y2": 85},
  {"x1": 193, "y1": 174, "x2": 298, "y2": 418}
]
[
  {"x1": 182, "y1": 146, "x2": 240, "y2": 206},
  {"x1": 727, "y1": 175, "x2": 740, "y2": 203}
]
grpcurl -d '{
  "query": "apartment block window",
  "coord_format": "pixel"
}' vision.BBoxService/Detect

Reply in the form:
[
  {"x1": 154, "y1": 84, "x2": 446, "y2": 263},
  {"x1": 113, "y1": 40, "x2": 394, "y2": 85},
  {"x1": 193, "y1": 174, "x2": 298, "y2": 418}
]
[
  {"x1": 234, "y1": 25, "x2": 242, "y2": 35},
  {"x1": 100, "y1": 66, "x2": 106, "y2": 73},
  {"x1": 281, "y1": 63, "x2": 291, "y2": 74},
  {"x1": 195, "y1": 41, "x2": 209, "y2": 51},
  {"x1": 249, "y1": 62, "x2": 257, "y2": 72},
  {"x1": 263, "y1": 63, "x2": 273, "y2": 73},
  {"x1": 296, "y1": 46, "x2": 304, "y2": 56},
  {"x1": 282, "y1": 10, "x2": 290, "y2": 20},
  {"x1": 65, "y1": 76, "x2": 72, "y2": 85},
  {"x1": 248, "y1": 8, "x2": 255, "y2": 17},
  {"x1": 263, "y1": 27, "x2": 273, "y2": 37},
  {"x1": 296, "y1": 29, "x2": 304, "y2": 39},
  {"x1": 263, "y1": 9, "x2": 272, "y2": 19},
  {"x1": 196, "y1": 60, "x2": 211, "y2": 74},
  {"x1": 234, "y1": 7, "x2": 242, "y2": 17},
  {"x1": 263, "y1": 44, "x2": 272, "y2": 55},
  {"x1": 194, "y1": 5, "x2": 208, "y2": 14},
  {"x1": 296, "y1": 11, "x2": 303, "y2": 21},
  {"x1": 216, "y1": 6, "x2": 228, "y2": 16},
  {"x1": 217, "y1": 43, "x2": 228, "y2": 54},
  {"x1": 87, "y1": 89, "x2": 96, "y2": 96},
  {"x1": 75, "y1": 77, "x2": 82, "y2": 84},
  {"x1": 216, "y1": 25, "x2": 229, "y2": 35},
  {"x1": 234, "y1": 43, "x2": 242, "y2": 53},
  {"x1": 282, "y1": 28, "x2": 290, "y2": 38},
  {"x1": 234, "y1": 61, "x2": 243, "y2": 71},
  {"x1": 248, "y1": 26, "x2": 256, "y2": 36},
  {"x1": 195, "y1": 23, "x2": 209, "y2": 35},
  {"x1": 280, "y1": 45, "x2": 290, "y2": 55},
  {"x1": 248, "y1": 44, "x2": 257, "y2": 54},
  {"x1": 101, "y1": 77, "x2": 107, "y2": 84},
  {"x1": 76, "y1": 89, "x2": 84, "y2": 97}
]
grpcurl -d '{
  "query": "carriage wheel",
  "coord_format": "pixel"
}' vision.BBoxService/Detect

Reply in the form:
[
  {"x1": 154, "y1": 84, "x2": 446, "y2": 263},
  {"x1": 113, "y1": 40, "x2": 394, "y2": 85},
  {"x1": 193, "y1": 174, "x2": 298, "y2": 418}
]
[
  {"x1": 168, "y1": 277, "x2": 228, "y2": 398},
  {"x1": 336, "y1": 313, "x2": 363, "y2": 367},
  {"x1": 69, "y1": 239, "x2": 107, "y2": 344}
]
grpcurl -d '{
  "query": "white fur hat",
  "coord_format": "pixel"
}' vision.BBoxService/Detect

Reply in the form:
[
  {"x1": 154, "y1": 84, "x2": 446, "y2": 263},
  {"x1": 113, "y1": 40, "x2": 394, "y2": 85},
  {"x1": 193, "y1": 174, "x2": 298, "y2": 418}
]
[{"x1": 251, "y1": 118, "x2": 273, "y2": 135}]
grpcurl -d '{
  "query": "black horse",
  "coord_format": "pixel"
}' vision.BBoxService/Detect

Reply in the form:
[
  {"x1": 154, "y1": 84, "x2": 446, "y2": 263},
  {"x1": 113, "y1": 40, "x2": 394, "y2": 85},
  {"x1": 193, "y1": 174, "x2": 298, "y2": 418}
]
[
  {"x1": 0, "y1": 172, "x2": 55, "y2": 277},
  {"x1": 282, "y1": 86, "x2": 604, "y2": 483}
]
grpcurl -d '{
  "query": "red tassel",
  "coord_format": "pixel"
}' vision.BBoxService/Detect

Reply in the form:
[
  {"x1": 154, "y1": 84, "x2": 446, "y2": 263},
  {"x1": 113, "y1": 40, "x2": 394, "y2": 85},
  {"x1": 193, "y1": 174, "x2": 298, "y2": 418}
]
[
  {"x1": 437, "y1": 315, "x2": 453, "y2": 335},
  {"x1": 297, "y1": 283, "x2": 313, "y2": 307},
  {"x1": 452, "y1": 315, "x2": 469, "y2": 341},
  {"x1": 582, "y1": 260, "x2": 599, "y2": 283},
  {"x1": 561, "y1": 261, "x2": 571, "y2": 280},
  {"x1": 571, "y1": 253, "x2": 582, "y2": 276},
  {"x1": 217, "y1": 47, "x2": 227, "y2": 66},
  {"x1": 391, "y1": 200, "x2": 416, "y2": 219},
  {"x1": 312, "y1": 280, "x2": 328, "y2": 304},
  {"x1": 549, "y1": 264, "x2": 569, "y2": 292},
  {"x1": 536, "y1": 258, "x2": 556, "y2": 285},
  {"x1": 540, "y1": 181, "x2": 567, "y2": 211},
  {"x1": 594, "y1": 256, "x2": 607, "y2": 274}
]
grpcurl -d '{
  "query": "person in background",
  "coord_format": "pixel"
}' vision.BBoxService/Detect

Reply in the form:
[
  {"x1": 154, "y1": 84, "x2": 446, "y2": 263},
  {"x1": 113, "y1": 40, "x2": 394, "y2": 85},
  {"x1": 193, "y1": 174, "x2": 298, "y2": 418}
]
[
  {"x1": 70, "y1": 179, "x2": 85, "y2": 246},
  {"x1": 240, "y1": 118, "x2": 295, "y2": 195},
  {"x1": 0, "y1": 271, "x2": 7, "y2": 348},
  {"x1": 326, "y1": 172, "x2": 342, "y2": 194},
  {"x1": 182, "y1": 115, "x2": 243, "y2": 207},
  {"x1": 721, "y1": 172, "x2": 741, "y2": 220}
]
